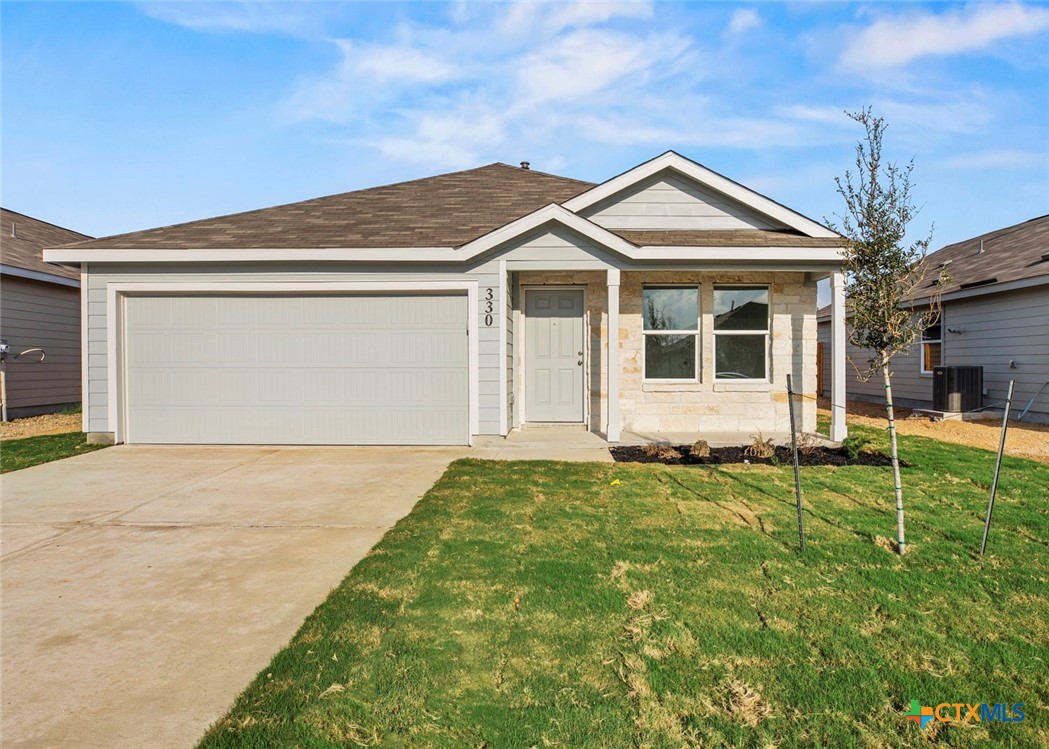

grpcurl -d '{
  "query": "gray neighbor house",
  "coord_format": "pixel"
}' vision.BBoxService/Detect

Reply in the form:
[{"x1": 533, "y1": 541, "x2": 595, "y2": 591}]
[
  {"x1": 818, "y1": 214, "x2": 1049, "y2": 423},
  {"x1": 0, "y1": 208, "x2": 90, "y2": 418},
  {"x1": 44, "y1": 152, "x2": 854, "y2": 446}
]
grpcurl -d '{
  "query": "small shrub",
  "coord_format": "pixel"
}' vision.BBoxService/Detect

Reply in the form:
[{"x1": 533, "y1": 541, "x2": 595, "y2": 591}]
[
  {"x1": 642, "y1": 444, "x2": 679, "y2": 461},
  {"x1": 842, "y1": 435, "x2": 872, "y2": 461},
  {"x1": 688, "y1": 440, "x2": 711, "y2": 459},
  {"x1": 744, "y1": 434, "x2": 776, "y2": 460},
  {"x1": 796, "y1": 432, "x2": 821, "y2": 455}
]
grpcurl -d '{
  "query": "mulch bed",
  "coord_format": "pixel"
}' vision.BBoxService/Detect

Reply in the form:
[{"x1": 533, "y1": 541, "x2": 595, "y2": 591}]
[{"x1": 609, "y1": 445, "x2": 901, "y2": 467}]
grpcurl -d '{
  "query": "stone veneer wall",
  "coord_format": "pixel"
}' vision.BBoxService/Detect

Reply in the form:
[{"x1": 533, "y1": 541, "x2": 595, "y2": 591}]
[
  {"x1": 621, "y1": 271, "x2": 817, "y2": 434},
  {"x1": 516, "y1": 271, "x2": 818, "y2": 436}
]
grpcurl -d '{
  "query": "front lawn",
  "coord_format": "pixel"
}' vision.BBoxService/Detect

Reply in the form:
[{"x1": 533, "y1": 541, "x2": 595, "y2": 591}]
[
  {"x1": 0, "y1": 432, "x2": 107, "y2": 473},
  {"x1": 200, "y1": 426, "x2": 1048, "y2": 748}
]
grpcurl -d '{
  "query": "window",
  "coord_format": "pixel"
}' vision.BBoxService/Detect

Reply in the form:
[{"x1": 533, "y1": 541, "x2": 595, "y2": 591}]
[
  {"x1": 713, "y1": 286, "x2": 769, "y2": 380},
  {"x1": 921, "y1": 320, "x2": 942, "y2": 374},
  {"x1": 643, "y1": 287, "x2": 699, "y2": 380}
]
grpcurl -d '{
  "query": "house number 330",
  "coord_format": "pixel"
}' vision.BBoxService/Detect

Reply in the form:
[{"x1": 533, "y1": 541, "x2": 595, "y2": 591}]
[{"x1": 484, "y1": 288, "x2": 495, "y2": 326}]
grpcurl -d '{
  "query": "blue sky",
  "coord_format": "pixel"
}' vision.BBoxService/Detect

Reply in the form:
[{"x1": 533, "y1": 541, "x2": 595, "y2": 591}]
[{"x1": 4, "y1": 1, "x2": 1048, "y2": 257}]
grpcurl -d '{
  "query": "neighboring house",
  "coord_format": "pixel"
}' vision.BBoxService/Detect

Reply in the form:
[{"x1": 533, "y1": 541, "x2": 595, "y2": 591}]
[
  {"x1": 1, "y1": 209, "x2": 90, "y2": 419},
  {"x1": 45, "y1": 152, "x2": 850, "y2": 446},
  {"x1": 817, "y1": 214, "x2": 1049, "y2": 423}
]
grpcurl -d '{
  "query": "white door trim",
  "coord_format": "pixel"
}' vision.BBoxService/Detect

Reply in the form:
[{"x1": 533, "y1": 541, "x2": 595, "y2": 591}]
[
  {"x1": 520, "y1": 285, "x2": 589, "y2": 426},
  {"x1": 106, "y1": 280, "x2": 479, "y2": 445}
]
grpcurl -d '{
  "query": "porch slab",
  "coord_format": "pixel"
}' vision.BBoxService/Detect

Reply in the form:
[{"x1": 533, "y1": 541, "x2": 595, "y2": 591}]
[{"x1": 472, "y1": 425, "x2": 614, "y2": 462}]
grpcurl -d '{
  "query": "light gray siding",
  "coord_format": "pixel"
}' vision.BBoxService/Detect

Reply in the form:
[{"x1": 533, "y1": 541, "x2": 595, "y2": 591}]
[
  {"x1": 81, "y1": 226, "x2": 652, "y2": 441},
  {"x1": 817, "y1": 321, "x2": 932, "y2": 406},
  {"x1": 0, "y1": 275, "x2": 81, "y2": 415},
  {"x1": 818, "y1": 283, "x2": 1049, "y2": 420},
  {"x1": 942, "y1": 286, "x2": 1049, "y2": 420},
  {"x1": 505, "y1": 266, "x2": 514, "y2": 433},
  {"x1": 84, "y1": 262, "x2": 502, "y2": 435},
  {"x1": 581, "y1": 172, "x2": 786, "y2": 231}
]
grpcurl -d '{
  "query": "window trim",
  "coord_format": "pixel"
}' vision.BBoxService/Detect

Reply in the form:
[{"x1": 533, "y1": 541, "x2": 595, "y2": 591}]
[
  {"x1": 712, "y1": 284, "x2": 771, "y2": 383},
  {"x1": 641, "y1": 285, "x2": 701, "y2": 383},
  {"x1": 920, "y1": 319, "x2": 943, "y2": 375}
]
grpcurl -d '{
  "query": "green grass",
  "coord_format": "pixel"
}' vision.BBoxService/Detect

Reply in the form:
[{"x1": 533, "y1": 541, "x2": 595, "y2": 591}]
[
  {"x1": 199, "y1": 426, "x2": 1048, "y2": 748},
  {"x1": 0, "y1": 432, "x2": 107, "y2": 473}
]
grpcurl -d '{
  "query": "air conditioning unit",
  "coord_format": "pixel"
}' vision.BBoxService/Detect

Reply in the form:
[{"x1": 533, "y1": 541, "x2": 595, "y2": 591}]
[{"x1": 933, "y1": 366, "x2": 983, "y2": 413}]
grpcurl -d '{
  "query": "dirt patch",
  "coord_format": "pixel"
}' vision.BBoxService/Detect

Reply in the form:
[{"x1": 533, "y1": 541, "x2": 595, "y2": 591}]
[
  {"x1": 610, "y1": 444, "x2": 898, "y2": 467},
  {"x1": 0, "y1": 412, "x2": 81, "y2": 441},
  {"x1": 824, "y1": 398, "x2": 1049, "y2": 464}
]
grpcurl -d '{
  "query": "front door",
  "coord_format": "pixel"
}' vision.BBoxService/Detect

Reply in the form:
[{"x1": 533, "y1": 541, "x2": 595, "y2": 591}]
[{"x1": 525, "y1": 289, "x2": 585, "y2": 422}]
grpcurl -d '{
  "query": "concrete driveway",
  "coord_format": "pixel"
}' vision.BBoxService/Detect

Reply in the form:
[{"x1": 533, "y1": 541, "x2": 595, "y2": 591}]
[{"x1": 0, "y1": 444, "x2": 463, "y2": 749}]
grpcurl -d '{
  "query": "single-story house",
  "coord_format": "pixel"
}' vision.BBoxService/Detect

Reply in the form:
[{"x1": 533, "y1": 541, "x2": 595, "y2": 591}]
[
  {"x1": 1, "y1": 208, "x2": 90, "y2": 419},
  {"x1": 817, "y1": 214, "x2": 1049, "y2": 423},
  {"x1": 45, "y1": 151, "x2": 850, "y2": 446}
]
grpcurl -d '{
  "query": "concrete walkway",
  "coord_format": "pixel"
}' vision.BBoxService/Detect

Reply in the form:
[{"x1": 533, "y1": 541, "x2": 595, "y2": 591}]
[{"x1": 0, "y1": 445, "x2": 464, "y2": 749}]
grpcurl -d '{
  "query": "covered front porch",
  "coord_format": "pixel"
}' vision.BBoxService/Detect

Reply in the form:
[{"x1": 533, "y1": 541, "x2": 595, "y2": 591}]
[{"x1": 502, "y1": 265, "x2": 848, "y2": 444}]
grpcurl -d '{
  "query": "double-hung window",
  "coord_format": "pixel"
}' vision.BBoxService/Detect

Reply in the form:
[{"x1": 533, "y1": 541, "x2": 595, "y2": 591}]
[
  {"x1": 921, "y1": 320, "x2": 942, "y2": 374},
  {"x1": 713, "y1": 285, "x2": 769, "y2": 380},
  {"x1": 643, "y1": 287, "x2": 699, "y2": 381}
]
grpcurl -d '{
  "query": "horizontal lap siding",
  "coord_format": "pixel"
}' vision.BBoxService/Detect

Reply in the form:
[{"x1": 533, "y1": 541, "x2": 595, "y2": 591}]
[
  {"x1": 582, "y1": 173, "x2": 784, "y2": 231},
  {"x1": 85, "y1": 263, "x2": 503, "y2": 435},
  {"x1": 0, "y1": 276, "x2": 81, "y2": 408},
  {"x1": 817, "y1": 284, "x2": 1049, "y2": 417},
  {"x1": 506, "y1": 267, "x2": 514, "y2": 433},
  {"x1": 943, "y1": 287, "x2": 1049, "y2": 419}
]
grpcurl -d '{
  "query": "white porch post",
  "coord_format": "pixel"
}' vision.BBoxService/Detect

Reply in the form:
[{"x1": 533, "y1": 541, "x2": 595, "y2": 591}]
[
  {"x1": 830, "y1": 271, "x2": 848, "y2": 442},
  {"x1": 607, "y1": 268, "x2": 621, "y2": 442}
]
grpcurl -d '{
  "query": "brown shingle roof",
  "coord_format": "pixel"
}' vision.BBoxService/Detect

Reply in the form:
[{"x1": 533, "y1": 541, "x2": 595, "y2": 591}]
[
  {"x1": 818, "y1": 214, "x2": 1049, "y2": 317},
  {"x1": 613, "y1": 229, "x2": 845, "y2": 248},
  {"x1": 912, "y1": 214, "x2": 1049, "y2": 299},
  {"x1": 61, "y1": 164, "x2": 595, "y2": 251},
  {"x1": 1, "y1": 209, "x2": 89, "y2": 281}
]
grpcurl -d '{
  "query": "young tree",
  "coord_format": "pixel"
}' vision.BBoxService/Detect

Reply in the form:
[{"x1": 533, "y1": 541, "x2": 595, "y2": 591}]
[{"x1": 829, "y1": 108, "x2": 945, "y2": 555}]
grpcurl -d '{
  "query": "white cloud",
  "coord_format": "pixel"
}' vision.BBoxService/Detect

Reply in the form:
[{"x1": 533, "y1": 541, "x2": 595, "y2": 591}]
[
  {"x1": 136, "y1": 1, "x2": 324, "y2": 36},
  {"x1": 725, "y1": 9, "x2": 761, "y2": 37},
  {"x1": 872, "y1": 95, "x2": 994, "y2": 136},
  {"x1": 371, "y1": 104, "x2": 507, "y2": 169},
  {"x1": 778, "y1": 105, "x2": 851, "y2": 126},
  {"x1": 351, "y1": 43, "x2": 459, "y2": 83},
  {"x1": 514, "y1": 29, "x2": 690, "y2": 107},
  {"x1": 945, "y1": 149, "x2": 1047, "y2": 170},
  {"x1": 543, "y1": 1, "x2": 653, "y2": 33},
  {"x1": 840, "y1": 3, "x2": 1049, "y2": 70},
  {"x1": 284, "y1": 40, "x2": 460, "y2": 123},
  {"x1": 495, "y1": 1, "x2": 653, "y2": 36},
  {"x1": 577, "y1": 112, "x2": 805, "y2": 149}
]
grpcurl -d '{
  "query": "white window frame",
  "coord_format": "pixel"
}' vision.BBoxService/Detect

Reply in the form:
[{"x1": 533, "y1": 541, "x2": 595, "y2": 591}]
[
  {"x1": 641, "y1": 285, "x2": 701, "y2": 383},
  {"x1": 920, "y1": 319, "x2": 943, "y2": 375},
  {"x1": 712, "y1": 284, "x2": 771, "y2": 383}
]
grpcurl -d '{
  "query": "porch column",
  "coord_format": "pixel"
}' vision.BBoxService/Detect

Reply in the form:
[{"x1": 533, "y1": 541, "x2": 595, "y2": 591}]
[
  {"x1": 607, "y1": 268, "x2": 621, "y2": 442},
  {"x1": 830, "y1": 271, "x2": 848, "y2": 442}
]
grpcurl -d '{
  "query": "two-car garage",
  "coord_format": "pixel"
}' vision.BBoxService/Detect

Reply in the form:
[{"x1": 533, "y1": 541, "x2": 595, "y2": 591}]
[{"x1": 121, "y1": 293, "x2": 471, "y2": 445}]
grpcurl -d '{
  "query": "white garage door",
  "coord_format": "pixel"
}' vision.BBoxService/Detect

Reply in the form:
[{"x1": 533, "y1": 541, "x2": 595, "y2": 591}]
[{"x1": 124, "y1": 294, "x2": 469, "y2": 445}]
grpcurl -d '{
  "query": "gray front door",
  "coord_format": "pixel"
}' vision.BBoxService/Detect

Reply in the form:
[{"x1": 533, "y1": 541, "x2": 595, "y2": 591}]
[{"x1": 525, "y1": 289, "x2": 584, "y2": 422}]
